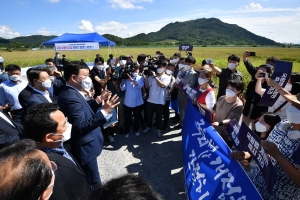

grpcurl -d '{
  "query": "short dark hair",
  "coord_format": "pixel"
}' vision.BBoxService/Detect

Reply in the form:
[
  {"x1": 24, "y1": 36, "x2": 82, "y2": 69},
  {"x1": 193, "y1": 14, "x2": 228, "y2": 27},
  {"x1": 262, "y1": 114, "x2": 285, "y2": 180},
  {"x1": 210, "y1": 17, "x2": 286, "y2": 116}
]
[
  {"x1": 173, "y1": 53, "x2": 181, "y2": 58},
  {"x1": 156, "y1": 59, "x2": 168, "y2": 67},
  {"x1": 258, "y1": 64, "x2": 271, "y2": 76},
  {"x1": 94, "y1": 57, "x2": 104, "y2": 64},
  {"x1": 28, "y1": 67, "x2": 49, "y2": 86},
  {"x1": 201, "y1": 59, "x2": 207, "y2": 66},
  {"x1": 45, "y1": 58, "x2": 54, "y2": 64},
  {"x1": 0, "y1": 139, "x2": 52, "y2": 200},
  {"x1": 64, "y1": 61, "x2": 90, "y2": 81},
  {"x1": 227, "y1": 54, "x2": 240, "y2": 63},
  {"x1": 266, "y1": 56, "x2": 278, "y2": 64},
  {"x1": 156, "y1": 51, "x2": 161, "y2": 54},
  {"x1": 55, "y1": 52, "x2": 59, "y2": 55},
  {"x1": 89, "y1": 174, "x2": 163, "y2": 200},
  {"x1": 167, "y1": 63, "x2": 175, "y2": 68},
  {"x1": 228, "y1": 79, "x2": 244, "y2": 94},
  {"x1": 263, "y1": 112, "x2": 281, "y2": 134},
  {"x1": 6, "y1": 64, "x2": 21, "y2": 72},
  {"x1": 24, "y1": 103, "x2": 59, "y2": 143},
  {"x1": 185, "y1": 56, "x2": 196, "y2": 64},
  {"x1": 26, "y1": 67, "x2": 33, "y2": 77},
  {"x1": 109, "y1": 54, "x2": 113, "y2": 58},
  {"x1": 137, "y1": 54, "x2": 147, "y2": 62}
]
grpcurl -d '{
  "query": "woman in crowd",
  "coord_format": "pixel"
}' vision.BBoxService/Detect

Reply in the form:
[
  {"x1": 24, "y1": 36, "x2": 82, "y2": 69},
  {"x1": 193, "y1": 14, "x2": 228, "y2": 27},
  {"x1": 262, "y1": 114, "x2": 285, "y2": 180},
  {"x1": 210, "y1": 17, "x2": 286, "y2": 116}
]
[
  {"x1": 231, "y1": 78, "x2": 300, "y2": 199},
  {"x1": 90, "y1": 57, "x2": 106, "y2": 98},
  {"x1": 254, "y1": 112, "x2": 281, "y2": 140},
  {"x1": 120, "y1": 63, "x2": 144, "y2": 138},
  {"x1": 242, "y1": 64, "x2": 271, "y2": 129},
  {"x1": 212, "y1": 79, "x2": 244, "y2": 148}
]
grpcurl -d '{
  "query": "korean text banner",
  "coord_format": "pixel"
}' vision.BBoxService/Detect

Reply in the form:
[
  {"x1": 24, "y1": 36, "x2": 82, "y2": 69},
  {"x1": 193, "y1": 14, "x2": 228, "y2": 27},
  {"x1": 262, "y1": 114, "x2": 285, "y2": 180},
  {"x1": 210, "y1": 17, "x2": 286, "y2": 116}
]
[
  {"x1": 179, "y1": 44, "x2": 193, "y2": 51},
  {"x1": 258, "y1": 60, "x2": 292, "y2": 107},
  {"x1": 55, "y1": 42, "x2": 100, "y2": 51},
  {"x1": 183, "y1": 100, "x2": 262, "y2": 200}
]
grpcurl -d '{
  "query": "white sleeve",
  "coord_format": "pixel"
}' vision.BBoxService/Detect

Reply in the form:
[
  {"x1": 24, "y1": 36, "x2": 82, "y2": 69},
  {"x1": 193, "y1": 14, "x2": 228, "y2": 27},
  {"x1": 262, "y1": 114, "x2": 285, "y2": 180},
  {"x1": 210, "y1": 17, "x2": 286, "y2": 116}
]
[
  {"x1": 260, "y1": 88, "x2": 266, "y2": 97},
  {"x1": 205, "y1": 90, "x2": 216, "y2": 111},
  {"x1": 161, "y1": 75, "x2": 171, "y2": 86}
]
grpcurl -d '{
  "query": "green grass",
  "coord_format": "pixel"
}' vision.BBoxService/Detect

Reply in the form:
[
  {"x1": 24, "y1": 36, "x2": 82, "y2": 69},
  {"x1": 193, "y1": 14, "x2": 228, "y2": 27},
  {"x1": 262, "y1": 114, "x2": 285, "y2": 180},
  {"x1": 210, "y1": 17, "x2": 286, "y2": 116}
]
[{"x1": 1, "y1": 46, "x2": 299, "y2": 94}]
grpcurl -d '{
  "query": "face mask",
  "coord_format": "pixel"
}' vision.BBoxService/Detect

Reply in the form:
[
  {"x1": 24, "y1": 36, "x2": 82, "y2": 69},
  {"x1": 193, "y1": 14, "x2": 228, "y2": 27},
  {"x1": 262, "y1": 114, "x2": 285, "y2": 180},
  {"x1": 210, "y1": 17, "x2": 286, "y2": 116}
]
[
  {"x1": 49, "y1": 76, "x2": 56, "y2": 82},
  {"x1": 287, "y1": 130, "x2": 300, "y2": 139},
  {"x1": 184, "y1": 65, "x2": 191, "y2": 71},
  {"x1": 96, "y1": 65, "x2": 104, "y2": 70},
  {"x1": 38, "y1": 79, "x2": 52, "y2": 89},
  {"x1": 170, "y1": 59, "x2": 178, "y2": 64},
  {"x1": 255, "y1": 121, "x2": 267, "y2": 132},
  {"x1": 143, "y1": 61, "x2": 148, "y2": 66},
  {"x1": 228, "y1": 63, "x2": 237, "y2": 70},
  {"x1": 10, "y1": 75, "x2": 20, "y2": 82},
  {"x1": 81, "y1": 76, "x2": 92, "y2": 90},
  {"x1": 120, "y1": 60, "x2": 127, "y2": 66},
  {"x1": 198, "y1": 77, "x2": 208, "y2": 85},
  {"x1": 156, "y1": 55, "x2": 160, "y2": 58},
  {"x1": 225, "y1": 88, "x2": 236, "y2": 97},
  {"x1": 178, "y1": 64, "x2": 185, "y2": 70},
  {"x1": 286, "y1": 105, "x2": 300, "y2": 124},
  {"x1": 131, "y1": 72, "x2": 138, "y2": 77},
  {"x1": 50, "y1": 123, "x2": 72, "y2": 142},
  {"x1": 284, "y1": 83, "x2": 292, "y2": 91},
  {"x1": 166, "y1": 69, "x2": 173, "y2": 75},
  {"x1": 157, "y1": 68, "x2": 164, "y2": 74}
]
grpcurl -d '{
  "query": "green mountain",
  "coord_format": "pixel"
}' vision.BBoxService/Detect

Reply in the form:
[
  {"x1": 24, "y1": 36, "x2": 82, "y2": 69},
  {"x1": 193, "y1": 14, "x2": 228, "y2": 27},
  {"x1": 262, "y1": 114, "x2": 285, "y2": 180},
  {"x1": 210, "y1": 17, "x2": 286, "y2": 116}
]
[{"x1": 0, "y1": 18, "x2": 277, "y2": 47}]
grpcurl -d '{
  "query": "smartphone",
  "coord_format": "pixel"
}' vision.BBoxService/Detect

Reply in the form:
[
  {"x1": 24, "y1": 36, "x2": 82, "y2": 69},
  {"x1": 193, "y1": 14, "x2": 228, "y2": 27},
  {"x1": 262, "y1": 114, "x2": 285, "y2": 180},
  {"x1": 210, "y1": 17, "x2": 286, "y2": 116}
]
[
  {"x1": 120, "y1": 56, "x2": 128, "y2": 60},
  {"x1": 249, "y1": 52, "x2": 256, "y2": 56},
  {"x1": 259, "y1": 72, "x2": 269, "y2": 78}
]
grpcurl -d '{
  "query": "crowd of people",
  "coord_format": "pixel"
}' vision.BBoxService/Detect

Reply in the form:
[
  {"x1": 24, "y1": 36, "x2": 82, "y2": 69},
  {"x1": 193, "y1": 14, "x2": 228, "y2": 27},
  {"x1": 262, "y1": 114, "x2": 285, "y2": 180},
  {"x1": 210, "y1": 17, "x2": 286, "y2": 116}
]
[{"x1": 0, "y1": 49, "x2": 300, "y2": 199}]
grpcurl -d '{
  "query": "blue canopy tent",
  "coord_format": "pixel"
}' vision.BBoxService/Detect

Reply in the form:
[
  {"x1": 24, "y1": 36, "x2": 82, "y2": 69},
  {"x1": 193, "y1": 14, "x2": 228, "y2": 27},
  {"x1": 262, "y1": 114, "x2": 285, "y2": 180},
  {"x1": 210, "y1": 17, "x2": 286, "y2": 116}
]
[{"x1": 43, "y1": 32, "x2": 115, "y2": 46}]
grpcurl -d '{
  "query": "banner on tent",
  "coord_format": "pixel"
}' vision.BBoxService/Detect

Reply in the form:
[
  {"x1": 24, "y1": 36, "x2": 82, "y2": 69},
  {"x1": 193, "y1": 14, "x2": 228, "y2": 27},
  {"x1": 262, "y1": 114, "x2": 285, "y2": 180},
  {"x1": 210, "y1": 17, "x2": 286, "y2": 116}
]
[
  {"x1": 183, "y1": 100, "x2": 262, "y2": 200},
  {"x1": 55, "y1": 42, "x2": 99, "y2": 51}
]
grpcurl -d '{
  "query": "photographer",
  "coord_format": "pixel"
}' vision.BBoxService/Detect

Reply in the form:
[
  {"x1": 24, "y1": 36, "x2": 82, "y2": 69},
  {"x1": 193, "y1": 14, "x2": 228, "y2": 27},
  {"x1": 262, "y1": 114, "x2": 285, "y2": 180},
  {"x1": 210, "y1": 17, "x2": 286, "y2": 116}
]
[
  {"x1": 144, "y1": 60, "x2": 171, "y2": 138},
  {"x1": 103, "y1": 66, "x2": 125, "y2": 135},
  {"x1": 91, "y1": 57, "x2": 106, "y2": 98},
  {"x1": 120, "y1": 63, "x2": 144, "y2": 138}
]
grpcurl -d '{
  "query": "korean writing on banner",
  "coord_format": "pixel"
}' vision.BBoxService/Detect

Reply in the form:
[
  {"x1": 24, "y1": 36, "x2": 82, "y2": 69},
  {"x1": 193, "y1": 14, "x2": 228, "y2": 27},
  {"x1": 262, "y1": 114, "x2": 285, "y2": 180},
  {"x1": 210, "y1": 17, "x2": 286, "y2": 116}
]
[
  {"x1": 55, "y1": 42, "x2": 100, "y2": 51},
  {"x1": 179, "y1": 44, "x2": 193, "y2": 51},
  {"x1": 258, "y1": 60, "x2": 292, "y2": 107},
  {"x1": 237, "y1": 122, "x2": 277, "y2": 194},
  {"x1": 226, "y1": 119, "x2": 243, "y2": 151},
  {"x1": 183, "y1": 100, "x2": 262, "y2": 200}
]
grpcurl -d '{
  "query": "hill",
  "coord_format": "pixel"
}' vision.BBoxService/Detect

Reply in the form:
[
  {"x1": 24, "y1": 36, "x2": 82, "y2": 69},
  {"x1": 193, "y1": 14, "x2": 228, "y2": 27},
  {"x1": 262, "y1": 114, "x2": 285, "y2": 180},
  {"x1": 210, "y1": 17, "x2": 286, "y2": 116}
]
[{"x1": 0, "y1": 18, "x2": 277, "y2": 47}]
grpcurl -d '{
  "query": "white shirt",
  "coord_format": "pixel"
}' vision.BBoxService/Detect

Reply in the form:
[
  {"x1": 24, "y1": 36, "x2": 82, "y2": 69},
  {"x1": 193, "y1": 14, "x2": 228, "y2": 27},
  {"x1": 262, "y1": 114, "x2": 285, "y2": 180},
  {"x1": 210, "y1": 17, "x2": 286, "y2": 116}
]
[
  {"x1": 147, "y1": 74, "x2": 171, "y2": 105},
  {"x1": 0, "y1": 56, "x2": 4, "y2": 62},
  {"x1": 199, "y1": 87, "x2": 216, "y2": 111}
]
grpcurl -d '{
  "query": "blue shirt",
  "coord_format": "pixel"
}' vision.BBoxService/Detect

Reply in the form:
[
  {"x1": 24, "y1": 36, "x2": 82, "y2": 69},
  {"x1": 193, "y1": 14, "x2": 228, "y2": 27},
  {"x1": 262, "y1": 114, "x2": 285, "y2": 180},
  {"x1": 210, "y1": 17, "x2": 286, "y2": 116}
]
[
  {"x1": 120, "y1": 75, "x2": 144, "y2": 107},
  {"x1": 0, "y1": 79, "x2": 27, "y2": 110},
  {"x1": 0, "y1": 72, "x2": 8, "y2": 83},
  {"x1": 0, "y1": 86, "x2": 14, "y2": 107},
  {"x1": 41, "y1": 144, "x2": 76, "y2": 165}
]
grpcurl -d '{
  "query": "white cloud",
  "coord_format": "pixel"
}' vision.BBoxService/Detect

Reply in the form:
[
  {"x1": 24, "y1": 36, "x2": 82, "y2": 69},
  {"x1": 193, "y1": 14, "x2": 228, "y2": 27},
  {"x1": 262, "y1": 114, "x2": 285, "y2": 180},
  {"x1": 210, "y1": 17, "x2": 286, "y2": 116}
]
[
  {"x1": 244, "y1": 2, "x2": 263, "y2": 10},
  {"x1": 35, "y1": 27, "x2": 57, "y2": 36},
  {"x1": 107, "y1": 0, "x2": 152, "y2": 9},
  {"x1": 0, "y1": 25, "x2": 21, "y2": 39},
  {"x1": 95, "y1": 21, "x2": 128, "y2": 35},
  {"x1": 48, "y1": 0, "x2": 60, "y2": 3},
  {"x1": 78, "y1": 20, "x2": 94, "y2": 32}
]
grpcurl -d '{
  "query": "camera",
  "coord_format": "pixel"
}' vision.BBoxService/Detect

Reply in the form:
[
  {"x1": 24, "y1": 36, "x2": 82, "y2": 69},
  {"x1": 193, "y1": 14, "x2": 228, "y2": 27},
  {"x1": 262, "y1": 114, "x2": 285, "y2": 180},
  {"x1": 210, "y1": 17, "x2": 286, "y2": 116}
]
[
  {"x1": 259, "y1": 72, "x2": 269, "y2": 79},
  {"x1": 120, "y1": 62, "x2": 134, "y2": 79},
  {"x1": 143, "y1": 59, "x2": 157, "y2": 76},
  {"x1": 120, "y1": 55, "x2": 129, "y2": 60},
  {"x1": 249, "y1": 52, "x2": 256, "y2": 56},
  {"x1": 107, "y1": 74, "x2": 118, "y2": 82}
]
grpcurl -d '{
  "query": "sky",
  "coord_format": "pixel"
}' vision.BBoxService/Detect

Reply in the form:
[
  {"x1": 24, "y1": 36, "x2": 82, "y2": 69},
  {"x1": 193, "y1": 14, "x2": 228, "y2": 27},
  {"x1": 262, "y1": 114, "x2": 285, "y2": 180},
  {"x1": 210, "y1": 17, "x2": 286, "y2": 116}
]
[{"x1": 1, "y1": 0, "x2": 300, "y2": 44}]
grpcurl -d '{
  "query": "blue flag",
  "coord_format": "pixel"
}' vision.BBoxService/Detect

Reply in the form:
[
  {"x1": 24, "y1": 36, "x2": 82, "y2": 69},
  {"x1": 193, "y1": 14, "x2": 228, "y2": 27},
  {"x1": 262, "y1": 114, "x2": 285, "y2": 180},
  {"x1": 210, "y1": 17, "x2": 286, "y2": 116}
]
[{"x1": 183, "y1": 100, "x2": 262, "y2": 200}]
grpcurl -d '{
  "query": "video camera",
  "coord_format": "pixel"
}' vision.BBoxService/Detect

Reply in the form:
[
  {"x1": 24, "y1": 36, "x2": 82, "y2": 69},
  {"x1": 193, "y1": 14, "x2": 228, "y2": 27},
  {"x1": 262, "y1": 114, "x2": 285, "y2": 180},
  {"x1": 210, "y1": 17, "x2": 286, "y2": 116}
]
[
  {"x1": 120, "y1": 62, "x2": 134, "y2": 79},
  {"x1": 143, "y1": 59, "x2": 157, "y2": 76}
]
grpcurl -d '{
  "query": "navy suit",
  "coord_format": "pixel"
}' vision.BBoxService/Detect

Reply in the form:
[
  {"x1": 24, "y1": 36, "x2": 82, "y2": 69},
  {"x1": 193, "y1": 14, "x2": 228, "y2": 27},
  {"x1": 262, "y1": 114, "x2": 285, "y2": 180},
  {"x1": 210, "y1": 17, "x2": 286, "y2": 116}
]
[
  {"x1": 49, "y1": 77, "x2": 66, "y2": 99},
  {"x1": 0, "y1": 110, "x2": 24, "y2": 149},
  {"x1": 18, "y1": 85, "x2": 34, "y2": 109},
  {"x1": 57, "y1": 86, "x2": 106, "y2": 188},
  {"x1": 26, "y1": 90, "x2": 54, "y2": 109},
  {"x1": 45, "y1": 151, "x2": 92, "y2": 200}
]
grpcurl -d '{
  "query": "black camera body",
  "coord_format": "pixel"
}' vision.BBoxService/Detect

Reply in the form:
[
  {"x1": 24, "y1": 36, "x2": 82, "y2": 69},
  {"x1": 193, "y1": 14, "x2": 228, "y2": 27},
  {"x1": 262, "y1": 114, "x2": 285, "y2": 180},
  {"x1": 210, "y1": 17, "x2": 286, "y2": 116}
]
[
  {"x1": 120, "y1": 62, "x2": 134, "y2": 79},
  {"x1": 144, "y1": 59, "x2": 157, "y2": 76},
  {"x1": 107, "y1": 74, "x2": 118, "y2": 82}
]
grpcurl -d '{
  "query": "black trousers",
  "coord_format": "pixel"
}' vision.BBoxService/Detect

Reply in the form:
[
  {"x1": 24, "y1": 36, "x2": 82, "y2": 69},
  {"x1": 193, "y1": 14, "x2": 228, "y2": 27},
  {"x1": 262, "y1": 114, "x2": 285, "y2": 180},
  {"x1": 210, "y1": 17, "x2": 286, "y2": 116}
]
[
  {"x1": 124, "y1": 104, "x2": 143, "y2": 134},
  {"x1": 162, "y1": 100, "x2": 170, "y2": 127},
  {"x1": 146, "y1": 102, "x2": 164, "y2": 130}
]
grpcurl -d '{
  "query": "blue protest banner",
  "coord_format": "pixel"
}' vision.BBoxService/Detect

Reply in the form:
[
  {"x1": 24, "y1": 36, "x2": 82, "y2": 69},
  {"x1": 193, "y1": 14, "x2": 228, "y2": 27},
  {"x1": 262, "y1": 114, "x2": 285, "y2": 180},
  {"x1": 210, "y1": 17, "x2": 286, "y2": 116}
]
[
  {"x1": 179, "y1": 44, "x2": 193, "y2": 51},
  {"x1": 183, "y1": 100, "x2": 262, "y2": 200},
  {"x1": 226, "y1": 118, "x2": 245, "y2": 151},
  {"x1": 258, "y1": 60, "x2": 292, "y2": 107},
  {"x1": 170, "y1": 100, "x2": 180, "y2": 114},
  {"x1": 237, "y1": 122, "x2": 277, "y2": 194}
]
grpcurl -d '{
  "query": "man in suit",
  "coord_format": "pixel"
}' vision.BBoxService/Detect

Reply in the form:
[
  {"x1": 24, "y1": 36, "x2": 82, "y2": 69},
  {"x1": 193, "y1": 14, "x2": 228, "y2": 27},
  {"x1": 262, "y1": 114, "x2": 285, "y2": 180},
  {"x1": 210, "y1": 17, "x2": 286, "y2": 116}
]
[
  {"x1": 45, "y1": 65, "x2": 66, "y2": 99},
  {"x1": 26, "y1": 67, "x2": 54, "y2": 109},
  {"x1": 18, "y1": 67, "x2": 34, "y2": 109},
  {"x1": 24, "y1": 103, "x2": 92, "y2": 199},
  {"x1": 0, "y1": 110, "x2": 24, "y2": 149},
  {"x1": 57, "y1": 61, "x2": 119, "y2": 189}
]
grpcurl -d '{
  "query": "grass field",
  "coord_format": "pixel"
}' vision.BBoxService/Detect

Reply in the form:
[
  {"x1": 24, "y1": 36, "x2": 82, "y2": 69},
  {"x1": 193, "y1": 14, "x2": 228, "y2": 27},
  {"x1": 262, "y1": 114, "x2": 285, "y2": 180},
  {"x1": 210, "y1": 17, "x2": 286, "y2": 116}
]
[{"x1": 1, "y1": 47, "x2": 299, "y2": 91}]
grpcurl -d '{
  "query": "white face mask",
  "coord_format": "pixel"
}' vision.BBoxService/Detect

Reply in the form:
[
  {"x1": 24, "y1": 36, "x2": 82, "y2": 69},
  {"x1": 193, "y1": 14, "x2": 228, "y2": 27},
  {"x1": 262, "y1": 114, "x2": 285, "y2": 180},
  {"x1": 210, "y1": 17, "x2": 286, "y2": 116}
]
[
  {"x1": 81, "y1": 76, "x2": 92, "y2": 91},
  {"x1": 166, "y1": 69, "x2": 173, "y2": 75},
  {"x1": 49, "y1": 76, "x2": 56, "y2": 82},
  {"x1": 50, "y1": 123, "x2": 72, "y2": 142},
  {"x1": 225, "y1": 88, "x2": 236, "y2": 97},
  {"x1": 198, "y1": 77, "x2": 208, "y2": 85},
  {"x1": 178, "y1": 64, "x2": 185, "y2": 70},
  {"x1": 286, "y1": 105, "x2": 300, "y2": 124},
  {"x1": 96, "y1": 65, "x2": 104, "y2": 70},
  {"x1": 120, "y1": 60, "x2": 127, "y2": 66},
  {"x1": 10, "y1": 75, "x2": 20, "y2": 82},
  {"x1": 131, "y1": 72, "x2": 138, "y2": 77},
  {"x1": 156, "y1": 68, "x2": 164, "y2": 74},
  {"x1": 255, "y1": 121, "x2": 267, "y2": 132},
  {"x1": 184, "y1": 65, "x2": 191, "y2": 71},
  {"x1": 228, "y1": 63, "x2": 237, "y2": 70},
  {"x1": 284, "y1": 83, "x2": 292, "y2": 91},
  {"x1": 170, "y1": 59, "x2": 178, "y2": 64},
  {"x1": 143, "y1": 61, "x2": 148, "y2": 66},
  {"x1": 38, "y1": 79, "x2": 52, "y2": 89}
]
